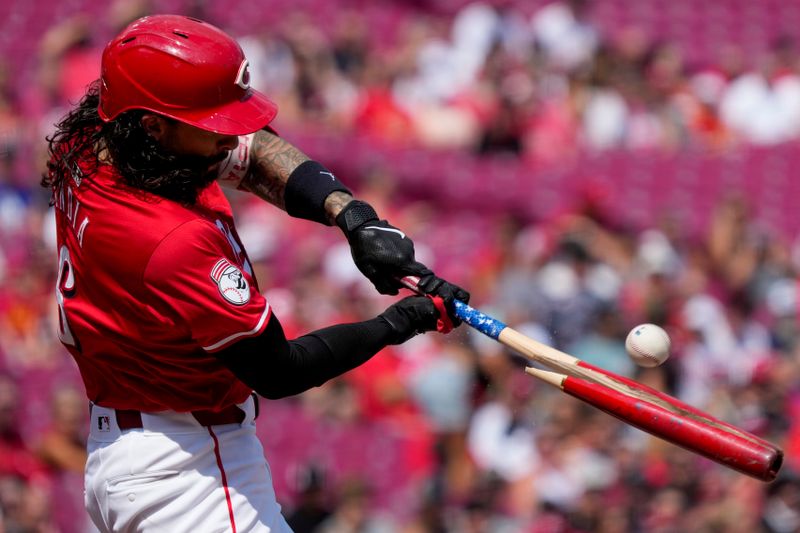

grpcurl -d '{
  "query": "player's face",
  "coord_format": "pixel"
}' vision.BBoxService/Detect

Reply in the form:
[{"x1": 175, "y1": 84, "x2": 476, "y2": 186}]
[
  {"x1": 158, "y1": 121, "x2": 240, "y2": 173},
  {"x1": 142, "y1": 115, "x2": 240, "y2": 174}
]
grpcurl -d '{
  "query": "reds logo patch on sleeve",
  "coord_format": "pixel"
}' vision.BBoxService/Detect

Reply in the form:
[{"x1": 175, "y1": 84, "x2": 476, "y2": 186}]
[{"x1": 210, "y1": 259, "x2": 250, "y2": 306}]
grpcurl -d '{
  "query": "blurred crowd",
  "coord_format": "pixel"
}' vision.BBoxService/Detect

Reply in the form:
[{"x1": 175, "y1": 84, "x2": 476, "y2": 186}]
[
  {"x1": 3, "y1": 0, "x2": 800, "y2": 531},
  {"x1": 240, "y1": 0, "x2": 800, "y2": 156}
]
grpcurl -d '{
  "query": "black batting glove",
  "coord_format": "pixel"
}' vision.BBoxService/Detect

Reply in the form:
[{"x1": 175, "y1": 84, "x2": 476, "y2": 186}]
[
  {"x1": 336, "y1": 200, "x2": 471, "y2": 325},
  {"x1": 379, "y1": 296, "x2": 440, "y2": 344},
  {"x1": 413, "y1": 266, "x2": 470, "y2": 327},
  {"x1": 336, "y1": 200, "x2": 416, "y2": 295}
]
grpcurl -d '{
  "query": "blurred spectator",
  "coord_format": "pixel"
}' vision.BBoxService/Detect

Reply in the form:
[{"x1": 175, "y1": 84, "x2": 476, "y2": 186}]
[
  {"x1": 720, "y1": 39, "x2": 800, "y2": 145},
  {"x1": 315, "y1": 478, "x2": 394, "y2": 533},
  {"x1": 467, "y1": 370, "x2": 538, "y2": 488},
  {"x1": 354, "y1": 58, "x2": 415, "y2": 144},
  {"x1": 0, "y1": 375, "x2": 48, "y2": 482},
  {"x1": 286, "y1": 464, "x2": 332, "y2": 533},
  {"x1": 565, "y1": 304, "x2": 634, "y2": 377},
  {"x1": 532, "y1": 236, "x2": 611, "y2": 349},
  {"x1": 405, "y1": 335, "x2": 477, "y2": 502},
  {"x1": 762, "y1": 476, "x2": 800, "y2": 532},
  {"x1": 34, "y1": 386, "x2": 86, "y2": 473},
  {"x1": 531, "y1": 0, "x2": 599, "y2": 73},
  {"x1": 580, "y1": 45, "x2": 629, "y2": 151},
  {"x1": 0, "y1": 475, "x2": 57, "y2": 533},
  {"x1": 37, "y1": 16, "x2": 100, "y2": 109},
  {"x1": 35, "y1": 386, "x2": 91, "y2": 533},
  {"x1": 707, "y1": 194, "x2": 766, "y2": 292},
  {"x1": 0, "y1": 375, "x2": 55, "y2": 532},
  {"x1": 0, "y1": 61, "x2": 25, "y2": 187}
]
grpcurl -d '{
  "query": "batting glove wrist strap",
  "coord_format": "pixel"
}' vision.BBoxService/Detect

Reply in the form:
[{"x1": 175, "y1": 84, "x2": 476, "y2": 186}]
[
  {"x1": 335, "y1": 200, "x2": 379, "y2": 233},
  {"x1": 285, "y1": 160, "x2": 352, "y2": 225},
  {"x1": 427, "y1": 295, "x2": 454, "y2": 334}
]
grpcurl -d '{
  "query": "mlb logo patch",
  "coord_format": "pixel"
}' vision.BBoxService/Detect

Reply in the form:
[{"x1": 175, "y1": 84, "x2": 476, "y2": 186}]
[{"x1": 97, "y1": 416, "x2": 111, "y2": 432}]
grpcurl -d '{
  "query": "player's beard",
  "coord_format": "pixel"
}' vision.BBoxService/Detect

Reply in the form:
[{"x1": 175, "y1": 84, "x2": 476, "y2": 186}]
[
  {"x1": 160, "y1": 150, "x2": 230, "y2": 200},
  {"x1": 109, "y1": 131, "x2": 230, "y2": 206}
]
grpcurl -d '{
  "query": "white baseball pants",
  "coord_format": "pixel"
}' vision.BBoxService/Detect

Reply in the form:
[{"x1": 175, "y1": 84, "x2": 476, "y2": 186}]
[{"x1": 84, "y1": 396, "x2": 293, "y2": 532}]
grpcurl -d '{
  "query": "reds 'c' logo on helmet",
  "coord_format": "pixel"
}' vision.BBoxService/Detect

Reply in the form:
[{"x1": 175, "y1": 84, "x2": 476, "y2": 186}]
[{"x1": 235, "y1": 60, "x2": 251, "y2": 90}]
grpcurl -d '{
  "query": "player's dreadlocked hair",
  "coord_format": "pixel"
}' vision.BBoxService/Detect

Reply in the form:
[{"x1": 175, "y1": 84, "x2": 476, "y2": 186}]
[{"x1": 43, "y1": 80, "x2": 221, "y2": 206}]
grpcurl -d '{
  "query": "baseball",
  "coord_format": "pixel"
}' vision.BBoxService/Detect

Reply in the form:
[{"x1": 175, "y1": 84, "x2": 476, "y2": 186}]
[{"x1": 625, "y1": 324, "x2": 671, "y2": 367}]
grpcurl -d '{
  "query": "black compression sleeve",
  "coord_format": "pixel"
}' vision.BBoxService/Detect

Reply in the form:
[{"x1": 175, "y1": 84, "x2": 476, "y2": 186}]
[
  {"x1": 213, "y1": 313, "x2": 395, "y2": 399},
  {"x1": 284, "y1": 161, "x2": 351, "y2": 225}
]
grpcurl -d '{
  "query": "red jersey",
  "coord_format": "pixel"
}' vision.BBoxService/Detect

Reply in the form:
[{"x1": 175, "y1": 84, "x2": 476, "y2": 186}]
[{"x1": 52, "y1": 137, "x2": 268, "y2": 412}]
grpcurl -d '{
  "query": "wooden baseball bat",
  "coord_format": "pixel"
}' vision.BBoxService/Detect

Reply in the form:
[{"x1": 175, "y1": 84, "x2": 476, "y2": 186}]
[{"x1": 400, "y1": 277, "x2": 783, "y2": 481}]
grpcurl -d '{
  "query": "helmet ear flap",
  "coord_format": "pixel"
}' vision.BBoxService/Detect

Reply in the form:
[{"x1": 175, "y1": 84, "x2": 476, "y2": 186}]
[{"x1": 98, "y1": 15, "x2": 277, "y2": 136}]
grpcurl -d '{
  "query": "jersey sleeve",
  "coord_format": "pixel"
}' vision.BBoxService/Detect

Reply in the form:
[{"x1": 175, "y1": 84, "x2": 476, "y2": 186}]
[
  {"x1": 217, "y1": 133, "x2": 254, "y2": 190},
  {"x1": 143, "y1": 219, "x2": 271, "y2": 352}
]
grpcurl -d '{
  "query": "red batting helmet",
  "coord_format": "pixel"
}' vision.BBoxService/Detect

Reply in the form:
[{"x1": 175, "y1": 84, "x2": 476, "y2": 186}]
[{"x1": 99, "y1": 15, "x2": 277, "y2": 135}]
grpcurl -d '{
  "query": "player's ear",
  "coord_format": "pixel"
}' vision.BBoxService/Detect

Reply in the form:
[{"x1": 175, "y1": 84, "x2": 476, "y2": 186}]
[{"x1": 141, "y1": 114, "x2": 168, "y2": 141}]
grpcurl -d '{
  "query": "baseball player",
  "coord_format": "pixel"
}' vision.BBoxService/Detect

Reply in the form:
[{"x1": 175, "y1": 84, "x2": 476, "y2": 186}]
[{"x1": 42, "y1": 15, "x2": 468, "y2": 533}]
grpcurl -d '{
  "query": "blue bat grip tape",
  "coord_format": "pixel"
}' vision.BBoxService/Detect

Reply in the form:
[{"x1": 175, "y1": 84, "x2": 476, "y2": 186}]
[{"x1": 453, "y1": 300, "x2": 506, "y2": 339}]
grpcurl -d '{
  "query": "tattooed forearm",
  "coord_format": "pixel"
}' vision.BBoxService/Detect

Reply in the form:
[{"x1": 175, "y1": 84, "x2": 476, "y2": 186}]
[
  {"x1": 238, "y1": 129, "x2": 309, "y2": 209},
  {"x1": 323, "y1": 191, "x2": 355, "y2": 224},
  {"x1": 239, "y1": 129, "x2": 356, "y2": 222}
]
